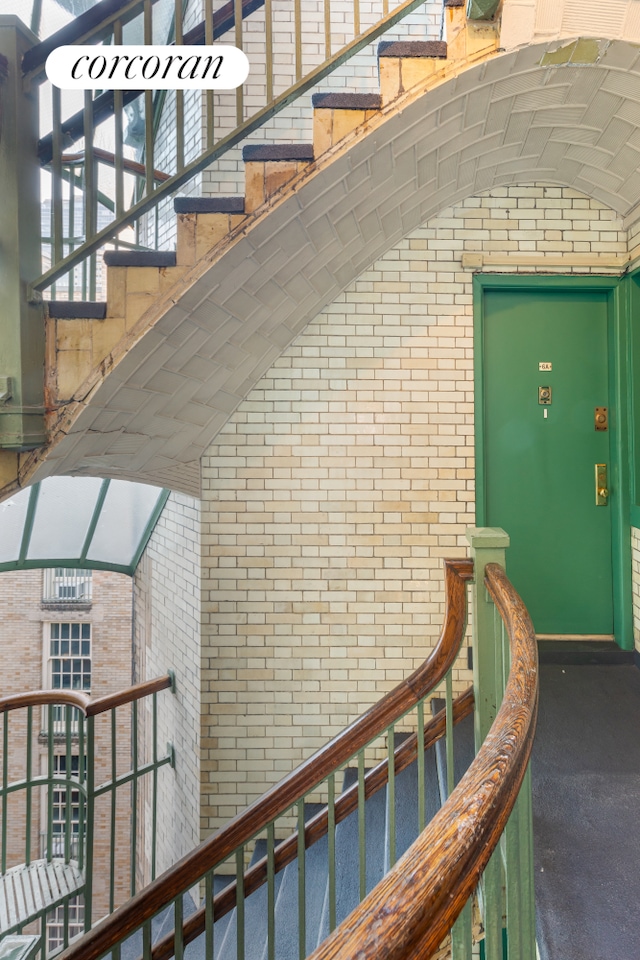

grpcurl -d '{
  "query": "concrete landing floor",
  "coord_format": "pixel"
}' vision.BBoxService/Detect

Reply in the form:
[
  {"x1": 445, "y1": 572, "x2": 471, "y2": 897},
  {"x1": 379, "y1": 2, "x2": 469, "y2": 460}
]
[{"x1": 532, "y1": 651, "x2": 640, "y2": 960}]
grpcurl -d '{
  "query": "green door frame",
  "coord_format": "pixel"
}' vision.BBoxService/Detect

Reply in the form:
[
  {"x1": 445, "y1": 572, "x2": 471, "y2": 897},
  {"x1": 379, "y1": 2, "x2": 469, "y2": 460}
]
[{"x1": 473, "y1": 274, "x2": 633, "y2": 650}]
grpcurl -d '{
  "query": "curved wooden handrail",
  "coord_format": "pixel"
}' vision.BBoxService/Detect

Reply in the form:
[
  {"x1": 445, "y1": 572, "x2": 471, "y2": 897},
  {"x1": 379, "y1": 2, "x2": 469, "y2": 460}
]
[
  {"x1": 60, "y1": 557, "x2": 473, "y2": 960},
  {"x1": 304, "y1": 561, "x2": 538, "y2": 960},
  {"x1": 0, "y1": 675, "x2": 172, "y2": 717},
  {"x1": 151, "y1": 687, "x2": 476, "y2": 960}
]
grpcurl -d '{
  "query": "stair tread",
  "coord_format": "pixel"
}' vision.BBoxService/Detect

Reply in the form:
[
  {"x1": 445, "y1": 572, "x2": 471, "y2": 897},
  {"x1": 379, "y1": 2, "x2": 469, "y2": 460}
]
[
  {"x1": 174, "y1": 197, "x2": 245, "y2": 215},
  {"x1": 46, "y1": 301, "x2": 107, "y2": 320},
  {"x1": 378, "y1": 40, "x2": 448, "y2": 58},
  {"x1": 311, "y1": 93, "x2": 382, "y2": 110},
  {"x1": 242, "y1": 144, "x2": 314, "y2": 162},
  {"x1": 103, "y1": 251, "x2": 177, "y2": 267}
]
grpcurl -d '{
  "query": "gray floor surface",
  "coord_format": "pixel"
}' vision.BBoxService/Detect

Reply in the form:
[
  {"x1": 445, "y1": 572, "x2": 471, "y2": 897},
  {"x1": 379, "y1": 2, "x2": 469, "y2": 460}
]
[{"x1": 532, "y1": 657, "x2": 640, "y2": 960}]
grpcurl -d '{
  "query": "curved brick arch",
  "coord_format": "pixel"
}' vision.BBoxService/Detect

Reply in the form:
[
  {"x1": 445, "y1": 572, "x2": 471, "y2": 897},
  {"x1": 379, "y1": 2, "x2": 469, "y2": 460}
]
[{"x1": 26, "y1": 39, "x2": 640, "y2": 495}]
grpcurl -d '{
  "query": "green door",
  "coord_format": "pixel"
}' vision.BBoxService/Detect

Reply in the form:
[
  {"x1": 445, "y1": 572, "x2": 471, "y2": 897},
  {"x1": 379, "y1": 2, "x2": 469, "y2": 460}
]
[{"x1": 482, "y1": 287, "x2": 614, "y2": 635}]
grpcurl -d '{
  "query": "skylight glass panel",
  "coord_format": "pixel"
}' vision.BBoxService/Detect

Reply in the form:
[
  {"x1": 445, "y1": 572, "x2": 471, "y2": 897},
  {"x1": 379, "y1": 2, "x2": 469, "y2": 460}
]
[
  {"x1": 28, "y1": 477, "x2": 104, "y2": 560},
  {"x1": 86, "y1": 480, "x2": 164, "y2": 566},
  {"x1": 0, "y1": 488, "x2": 31, "y2": 563}
]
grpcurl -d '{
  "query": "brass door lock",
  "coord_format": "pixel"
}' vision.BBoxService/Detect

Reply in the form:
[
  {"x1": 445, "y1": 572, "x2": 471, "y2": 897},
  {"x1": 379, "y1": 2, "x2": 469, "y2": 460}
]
[
  {"x1": 595, "y1": 464, "x2": 609, "y2": 506},
  {"x1": 538, "y1": 386, "x2": 552, "y2": 405}
]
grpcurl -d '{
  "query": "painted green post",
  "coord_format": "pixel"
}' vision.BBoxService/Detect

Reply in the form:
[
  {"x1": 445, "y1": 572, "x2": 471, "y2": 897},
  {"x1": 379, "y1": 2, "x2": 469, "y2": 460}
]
[
  {"x1": 466, "y1": 527, "x2": 510, "y2": 744},
  {"x1": 0, "y1": 18, "x2": 45, "y2": 451},
  {"x1": 468, "y1": 527, "x2": 508, "y2": 960},
  {"x1": 465, "y1": 527, "x2": 536, "y2": 960}
]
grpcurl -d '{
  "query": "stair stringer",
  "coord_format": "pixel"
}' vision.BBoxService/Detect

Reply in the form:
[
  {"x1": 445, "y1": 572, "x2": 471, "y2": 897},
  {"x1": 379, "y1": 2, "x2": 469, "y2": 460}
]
[{"x1": 14, "y1": 35, "x2": 631, "y2": 498}]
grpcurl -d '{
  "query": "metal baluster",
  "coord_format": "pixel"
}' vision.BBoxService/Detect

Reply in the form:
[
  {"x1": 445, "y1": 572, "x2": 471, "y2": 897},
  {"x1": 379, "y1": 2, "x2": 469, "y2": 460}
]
[
  {"x1": 47, "y1": 705, "x2": 54, "y2": 861},
  {"x1": 110, "y1": 707, "x2": 117, "y2": 912},
  {"x1": 265, "y1": 0, "x2": 273, "y2": 103},
  {"x1": 84, "y1": 715, "x2": 95, "y2": 931},
  {"x1": 142, "y1": 919, "x2": 152, "y2": 960},
  {"x1": 1, "y1": 713, "x2": 6, "y2": 873},
  {"x1": 205, "y1": 870, "x2": 214, "y2": 960},
  {"x1": 144, "y1": 0, "x2": 154, "y2": 198},
  {"x1": 114, "y1": 19, "x2": 125, "y2": 220},
  {"x1": 417, "y1": 700, "x2": 425, "y2": 832},
  {"x1": 387, "y1": 723, "x2": 396, "y2": 868},
  {"x1": 483, "y1": 848, "x2": 504, "y2": 960},
  {"x1": 267, "y1": 822, "x2": 276, "y2": 960},
  {"x1": 65, "y1": 705, "x2": 73, "y2": 863},
  {"x1": 51, "y1": 86, "x2": 63, "y2": 274},
  {"x1": 152, "y1": 692, "x2": 158, "y2": 880},
  {"x1": 294, "y1": 0, "x2": 302, "y2": 82},
  {"x1": 235, "y1": 845, "x2": 245, "y2": 960},
  {"x1": 175, "y1": 895, "x2": 184, "y2": 960},
  {"x1": 25, "y1": 706, "x2": 33, "y2": 865},
  {"x1": 78, "y1": 712, "x2": 85, "y2": 871},
  {"x1": 357, "y1": 749, "x2": 366, "y2": 901},
  {"x1": 445, "y1": 669, "x2": 455, "y2": 797},
  {"x1": 451, "y1": 898, "x2": 473, "y2": 960},
  {"x1": 68, "y1": 168, "x2": 77, "y2": 297},
  {"x1": 297, "y1": 799, "x2": 306, "y2": 959},
  {"x1": 205, "y1": 0, "x2": 214, "y2": 151},
  {"x1": 235, "y1": 0, "x2": 244, "y2": 123},
  {"x1": 83, "y1": 91, "x2": 97, "y2": 300},
  {"x1": 174, "y1": 0, "x2": 185, "y2": 171},
  {"x1": 327, "y1": 773, "x2": 336, "y2": 932},
  {"x1": 131, "y1": 699, "x2": 138, "y2": 896},
  {"x1": 324, "y1": 0, "x2": 331, "y2": 59}
]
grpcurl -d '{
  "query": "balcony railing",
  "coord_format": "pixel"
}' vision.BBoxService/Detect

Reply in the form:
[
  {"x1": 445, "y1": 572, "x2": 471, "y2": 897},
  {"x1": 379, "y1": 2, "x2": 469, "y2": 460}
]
[
  {"x1": 0, "y1": 675, "x2": 176, "y2": 955},
  {"x1": 42, "y1": 570, "x2": 93, "y2": 606},
  {"x1": 14, "y1": 0, "x2": 447, "y2": 297}
]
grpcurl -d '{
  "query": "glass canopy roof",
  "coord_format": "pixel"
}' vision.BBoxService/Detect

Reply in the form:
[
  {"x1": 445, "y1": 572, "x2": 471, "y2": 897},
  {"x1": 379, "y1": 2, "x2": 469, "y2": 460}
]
[{"x1": 0, "y1": 478, "x2": 169, "y2": 575}]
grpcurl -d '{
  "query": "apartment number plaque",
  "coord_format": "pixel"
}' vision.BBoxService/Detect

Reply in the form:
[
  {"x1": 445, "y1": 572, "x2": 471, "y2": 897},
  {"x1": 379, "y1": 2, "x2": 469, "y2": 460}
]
[{"x1": 538, "y1": 362, "x2": 552, "y2": 371}]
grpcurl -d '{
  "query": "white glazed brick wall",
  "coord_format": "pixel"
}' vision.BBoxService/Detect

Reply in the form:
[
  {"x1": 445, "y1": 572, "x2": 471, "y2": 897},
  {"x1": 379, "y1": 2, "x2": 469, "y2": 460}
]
[
  {"x1": 133, "y1": 492, "x2": 203, "y2": 874},
  {"x1": 199, "y1": 182, "x2": 626, "y2": 829}
]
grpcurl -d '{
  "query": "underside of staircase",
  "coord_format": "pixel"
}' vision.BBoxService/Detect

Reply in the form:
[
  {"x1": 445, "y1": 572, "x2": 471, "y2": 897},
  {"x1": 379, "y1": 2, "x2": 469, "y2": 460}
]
[{"x1": 0, "y1": 0, "x2": 501, "y2": 499}]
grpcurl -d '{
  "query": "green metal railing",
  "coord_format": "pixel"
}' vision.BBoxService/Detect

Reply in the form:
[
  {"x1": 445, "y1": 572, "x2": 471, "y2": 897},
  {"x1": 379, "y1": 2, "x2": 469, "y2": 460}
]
[
  {"x1": 0, "y1": 675, "x2": 175, "y2": 957},
  {"x1": 21, "y1": 0, "x2": 447, "y2": 297},
  {"x1": 56, "y1": 534, "x2": 537, "y2": 960}
]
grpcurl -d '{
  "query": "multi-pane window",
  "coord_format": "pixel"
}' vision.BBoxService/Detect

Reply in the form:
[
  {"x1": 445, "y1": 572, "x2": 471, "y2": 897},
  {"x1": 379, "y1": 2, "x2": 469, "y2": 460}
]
[
  {"x1": 50, "y1": 623, "x2": 91, "y2": 692},
  {"x1": 47, "y1": 896, "x2": 84, "y2": 955},
  {"x1": 48, "y1": 754, "x2": 82, "y2": 860}
]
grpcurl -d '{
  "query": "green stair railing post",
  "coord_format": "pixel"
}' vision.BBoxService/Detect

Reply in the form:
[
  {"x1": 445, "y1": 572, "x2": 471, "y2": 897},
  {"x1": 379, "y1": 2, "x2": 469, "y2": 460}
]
[
  {"x1": 0, "y1": 17, "x2": 45, "y2": 451},
  {"x1": 467, "y1": 527, "x2": 508, "y2": 960},
  {"x1": 466, "y1": 526, "x2": 536, "y2": 960}
]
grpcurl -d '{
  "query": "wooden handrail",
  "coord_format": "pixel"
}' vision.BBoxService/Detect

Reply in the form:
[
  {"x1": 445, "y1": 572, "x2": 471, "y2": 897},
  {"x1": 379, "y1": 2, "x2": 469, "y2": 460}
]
[
  {"x1": 59, "y1": 557, "x2": 472, "y2": 960},
  {"x1": 0, "y1": 675, "x2": 172, "y2": 717},
  {"x1": 150, "y1": 687, "x2": 476, "y2": 960},
  {"x1": 304, "y1": 561, "x2": 538, "y2": 960}
]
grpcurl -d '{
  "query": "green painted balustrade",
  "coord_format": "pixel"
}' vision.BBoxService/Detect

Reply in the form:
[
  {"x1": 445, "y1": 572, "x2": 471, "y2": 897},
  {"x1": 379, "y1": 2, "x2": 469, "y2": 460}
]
[
  {"x1": 51, "y1": 529, "x2": 538, "y2": 960},
  {"x1": 0, "y1": 675, "x2": 175, "y2": 957}
]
